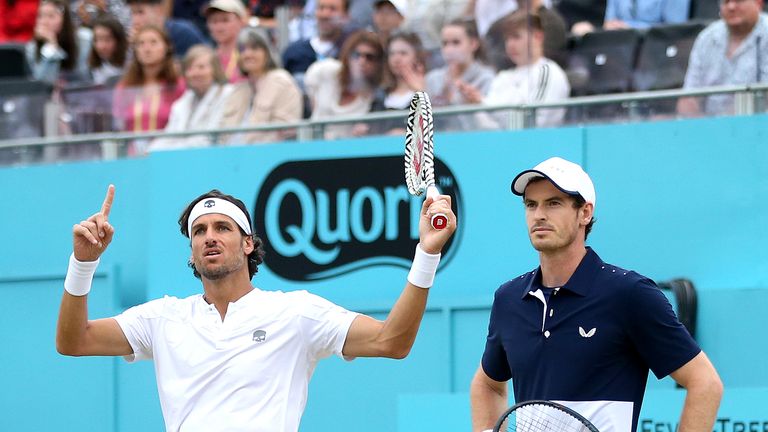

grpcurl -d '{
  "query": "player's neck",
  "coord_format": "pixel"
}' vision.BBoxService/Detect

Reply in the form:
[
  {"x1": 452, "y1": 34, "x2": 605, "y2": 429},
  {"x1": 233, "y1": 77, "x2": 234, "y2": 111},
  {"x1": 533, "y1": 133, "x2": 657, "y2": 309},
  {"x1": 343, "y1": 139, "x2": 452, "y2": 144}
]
[
  {"x1": 202, "y1": 273, "x2": 254, "y2": 320},
  {"x1": 538, "y1": 243, "x2": 587, "y2": 288}
]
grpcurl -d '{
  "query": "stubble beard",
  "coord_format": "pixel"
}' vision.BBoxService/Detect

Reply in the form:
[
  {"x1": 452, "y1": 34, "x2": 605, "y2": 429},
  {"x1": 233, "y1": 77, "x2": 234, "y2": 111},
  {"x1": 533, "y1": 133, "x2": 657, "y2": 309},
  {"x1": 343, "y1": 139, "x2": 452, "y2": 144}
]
[{"x1": 198, "y1": 252, "x2": 246, "y2": 281}]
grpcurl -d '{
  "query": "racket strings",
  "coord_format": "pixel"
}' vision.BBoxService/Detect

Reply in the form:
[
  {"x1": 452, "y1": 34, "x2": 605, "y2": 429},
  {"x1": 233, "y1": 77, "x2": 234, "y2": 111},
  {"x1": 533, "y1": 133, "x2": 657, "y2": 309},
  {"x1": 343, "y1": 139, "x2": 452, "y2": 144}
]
[
  {"x1": 404, "y1": 92, "x2": 435, "y2": 196},
  {"x1": 502, "y1": 404, "x2": 593, "y2": 432}
]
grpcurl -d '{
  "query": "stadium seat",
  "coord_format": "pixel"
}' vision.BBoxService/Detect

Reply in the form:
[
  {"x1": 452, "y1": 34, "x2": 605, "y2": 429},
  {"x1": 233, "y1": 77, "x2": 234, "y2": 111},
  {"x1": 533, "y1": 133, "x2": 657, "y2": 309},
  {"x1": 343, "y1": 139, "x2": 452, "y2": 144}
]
[
  {"x1": 658, "y1": 278, "x2": 698, "y2": 339},
  {"x1": 60, "y1": 83, "x2": 116, "y2": 135},
  {"x1": 689, "y1": 0, "x2": 720, "y2": 20},
  {"x1": 0, "y1": 44, "x2": 31, "y2": 79},
  {"x1": 632, "y1": 22, "x2": 706, "y2": 92},
  {"x1": 567, "y1": 28, "x2": 642, "y2": 96}
]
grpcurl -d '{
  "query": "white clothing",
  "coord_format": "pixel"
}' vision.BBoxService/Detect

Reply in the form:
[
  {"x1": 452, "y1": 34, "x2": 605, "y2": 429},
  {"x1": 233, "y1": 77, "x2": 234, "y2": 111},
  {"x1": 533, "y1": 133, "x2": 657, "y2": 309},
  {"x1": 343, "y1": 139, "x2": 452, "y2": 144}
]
[
  {"x1": 90, "y1": 62, "x2": 123, "y2": 86},
  {"x1": 305, "y1": 59, "x2": 375, "y2": 140},
  {"x1": 482, "y1": 57, "x2": 570, "y2": 128},
  {"x1": 114, "y1": 288, "x2": 358, "y2": 432},
  {"x1": 149, "y1": 84, "x2": 234, "y2": 151}
]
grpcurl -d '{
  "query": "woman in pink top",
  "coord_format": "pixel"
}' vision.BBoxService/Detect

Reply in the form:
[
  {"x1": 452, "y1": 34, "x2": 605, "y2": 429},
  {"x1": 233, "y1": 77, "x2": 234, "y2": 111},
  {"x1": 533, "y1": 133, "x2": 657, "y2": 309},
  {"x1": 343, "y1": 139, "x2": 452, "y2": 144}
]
[{"x1": 112, "y1": 25, "x2": 184, "y2": 153}]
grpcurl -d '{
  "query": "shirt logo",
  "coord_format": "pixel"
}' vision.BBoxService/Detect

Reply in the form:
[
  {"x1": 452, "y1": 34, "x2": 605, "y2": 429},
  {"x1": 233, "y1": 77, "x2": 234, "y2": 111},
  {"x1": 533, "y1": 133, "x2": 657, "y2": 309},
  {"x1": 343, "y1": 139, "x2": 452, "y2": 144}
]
[
  {"x1": 204, "y1": 199, "x2": 215, "y2": 208},
  {"x1": 252, "y1": 329, "x2": 267, "y2": 342},
  {"x1": 579, "y1": 326, "x2": 596, "y2": 338}
]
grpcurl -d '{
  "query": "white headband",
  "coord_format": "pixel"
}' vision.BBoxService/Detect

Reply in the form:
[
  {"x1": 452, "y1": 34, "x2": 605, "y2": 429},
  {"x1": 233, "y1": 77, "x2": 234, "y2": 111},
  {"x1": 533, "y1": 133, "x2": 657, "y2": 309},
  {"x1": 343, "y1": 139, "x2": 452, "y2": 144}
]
[{"x1": 187, "y1": 198, "x2": 252, "y2": 236}]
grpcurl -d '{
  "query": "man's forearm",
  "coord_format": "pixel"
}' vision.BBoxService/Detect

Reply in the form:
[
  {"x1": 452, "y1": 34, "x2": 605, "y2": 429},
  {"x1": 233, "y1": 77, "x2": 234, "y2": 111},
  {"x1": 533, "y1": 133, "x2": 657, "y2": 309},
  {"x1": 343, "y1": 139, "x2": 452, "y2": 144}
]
[
  {"x1": 56, "y1": 292, "x2": 90, "y2": 355},
  {"x1": 377, "y1": 284, "x2": 429, "y2": 359},
  {"x1": 470, "y1": 370, "x2": 508, "y2": 432},
  {"x1": 678, "y1": 378, "x2": 723, "y2": 432}
]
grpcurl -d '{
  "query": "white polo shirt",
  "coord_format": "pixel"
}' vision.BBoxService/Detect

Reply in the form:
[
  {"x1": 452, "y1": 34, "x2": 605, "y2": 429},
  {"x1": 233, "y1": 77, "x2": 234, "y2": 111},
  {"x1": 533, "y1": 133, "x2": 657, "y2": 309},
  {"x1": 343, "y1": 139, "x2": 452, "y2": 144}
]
[{"x1": 114, "y1": 288, "x2": 359, "y2": 432}]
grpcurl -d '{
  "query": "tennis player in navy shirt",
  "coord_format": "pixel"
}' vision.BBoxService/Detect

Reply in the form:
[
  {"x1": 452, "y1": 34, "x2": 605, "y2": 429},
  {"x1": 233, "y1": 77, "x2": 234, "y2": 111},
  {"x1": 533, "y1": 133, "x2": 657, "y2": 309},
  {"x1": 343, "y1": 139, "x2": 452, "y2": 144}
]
[{"x1": 470, "y1": 157, "x2": 723, "y2": 432}]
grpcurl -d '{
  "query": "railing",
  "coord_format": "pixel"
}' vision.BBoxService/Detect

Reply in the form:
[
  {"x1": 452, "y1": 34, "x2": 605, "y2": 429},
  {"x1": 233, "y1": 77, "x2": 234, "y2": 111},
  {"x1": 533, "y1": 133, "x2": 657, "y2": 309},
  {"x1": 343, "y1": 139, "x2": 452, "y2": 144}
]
[{"x1": 1, "y1": 83, "x2": 766, "y2": 166}]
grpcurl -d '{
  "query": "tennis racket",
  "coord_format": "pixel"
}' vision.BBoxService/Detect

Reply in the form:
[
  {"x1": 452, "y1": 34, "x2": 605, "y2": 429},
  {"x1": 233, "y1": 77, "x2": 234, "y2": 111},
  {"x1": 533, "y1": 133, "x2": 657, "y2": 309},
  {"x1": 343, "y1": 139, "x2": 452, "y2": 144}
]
[
  {"x1": 493, "y1": 400, "x2": 599, "y2": 432},
  {"x1": 404, "y1": 91, "x2": 448, "y2": 230}
]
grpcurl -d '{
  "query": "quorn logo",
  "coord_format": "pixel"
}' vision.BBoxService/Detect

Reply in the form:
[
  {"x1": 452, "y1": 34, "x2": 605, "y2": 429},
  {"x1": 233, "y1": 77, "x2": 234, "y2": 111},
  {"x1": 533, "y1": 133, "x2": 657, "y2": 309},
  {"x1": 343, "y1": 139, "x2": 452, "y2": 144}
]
[{"x1": 253, "y1": 156, "x2": 462, "y2": 281}]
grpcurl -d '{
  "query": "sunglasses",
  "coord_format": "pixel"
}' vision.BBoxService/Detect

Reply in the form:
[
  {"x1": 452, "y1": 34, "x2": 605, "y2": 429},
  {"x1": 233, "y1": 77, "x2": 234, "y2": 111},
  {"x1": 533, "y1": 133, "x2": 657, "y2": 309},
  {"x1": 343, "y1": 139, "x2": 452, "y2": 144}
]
[{"x1": 351, "y1": 51, "x2": 380, "y2": 62}]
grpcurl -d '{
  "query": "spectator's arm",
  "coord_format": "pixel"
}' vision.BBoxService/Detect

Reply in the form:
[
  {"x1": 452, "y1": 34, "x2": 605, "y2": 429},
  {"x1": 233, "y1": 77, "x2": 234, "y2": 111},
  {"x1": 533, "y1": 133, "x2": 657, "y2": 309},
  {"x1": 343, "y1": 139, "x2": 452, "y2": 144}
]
[{"x1": 677, "y1": 34, "x2": 707, "y2": 116}]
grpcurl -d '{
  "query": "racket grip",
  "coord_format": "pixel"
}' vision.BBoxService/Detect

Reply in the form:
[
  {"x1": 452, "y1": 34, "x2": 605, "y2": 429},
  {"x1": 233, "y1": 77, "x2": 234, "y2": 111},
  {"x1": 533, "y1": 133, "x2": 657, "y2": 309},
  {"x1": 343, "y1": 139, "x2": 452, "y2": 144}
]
[{"x1": 426, "y1": 185, "x2": 448, "y2": 230}]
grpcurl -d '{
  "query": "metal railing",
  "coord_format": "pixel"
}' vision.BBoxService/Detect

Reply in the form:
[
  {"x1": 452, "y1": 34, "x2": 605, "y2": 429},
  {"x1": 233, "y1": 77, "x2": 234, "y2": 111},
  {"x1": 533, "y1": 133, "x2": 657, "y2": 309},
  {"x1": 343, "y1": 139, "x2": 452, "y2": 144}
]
[{"x1": 1, "y1": 83, "x2": 766, "y2": 165}]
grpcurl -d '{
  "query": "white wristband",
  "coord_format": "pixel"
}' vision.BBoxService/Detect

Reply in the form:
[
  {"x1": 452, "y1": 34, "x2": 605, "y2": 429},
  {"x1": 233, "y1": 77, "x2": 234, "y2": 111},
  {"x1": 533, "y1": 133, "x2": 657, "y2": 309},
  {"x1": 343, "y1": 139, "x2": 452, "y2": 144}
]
[
  {"x1": 63, "y1": 253, "x2": 100, "y2": 296},
  {"x1": 407, "y1": 244, "x2": 441, "y2": 289}
]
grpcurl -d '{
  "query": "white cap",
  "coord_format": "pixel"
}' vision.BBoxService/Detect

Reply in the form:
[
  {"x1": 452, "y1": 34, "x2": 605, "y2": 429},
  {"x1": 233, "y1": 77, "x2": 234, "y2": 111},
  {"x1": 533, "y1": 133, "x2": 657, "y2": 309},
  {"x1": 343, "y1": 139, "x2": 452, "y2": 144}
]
[
  {"x1": 203, "y1": 0, "x2": 247, "y2": 18},
  {"x1": 374, "y1": 0, "x2": 406, "y2": 16},
  {"x1": 511, "y1": 157, "x2": 596, "y2": 208}
]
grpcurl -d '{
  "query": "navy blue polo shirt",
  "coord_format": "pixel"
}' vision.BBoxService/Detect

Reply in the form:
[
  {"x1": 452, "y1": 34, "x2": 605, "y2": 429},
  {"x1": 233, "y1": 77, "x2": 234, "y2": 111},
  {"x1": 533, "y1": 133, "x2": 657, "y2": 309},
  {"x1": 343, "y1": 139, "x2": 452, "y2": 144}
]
[{"x1": 481, "y1": 248, "x2": 700, "y2": 432}]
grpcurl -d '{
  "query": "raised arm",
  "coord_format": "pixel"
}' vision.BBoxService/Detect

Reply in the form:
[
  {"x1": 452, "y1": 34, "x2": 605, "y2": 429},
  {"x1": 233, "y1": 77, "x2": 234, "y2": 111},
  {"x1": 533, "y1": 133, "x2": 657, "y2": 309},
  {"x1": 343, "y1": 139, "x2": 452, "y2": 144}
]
[
  {"x1": 56, "y1": 184, "x2": 133, "y2": 357},
  {"x1": 670, "y1": 351, "x2": 723, "y2": 432},
  {"x1": 341, "y1": 194, "x2": 456, "y2": 359},
  {"x1": 470, "y1": 365, "x2": 508, "y2": 432}
]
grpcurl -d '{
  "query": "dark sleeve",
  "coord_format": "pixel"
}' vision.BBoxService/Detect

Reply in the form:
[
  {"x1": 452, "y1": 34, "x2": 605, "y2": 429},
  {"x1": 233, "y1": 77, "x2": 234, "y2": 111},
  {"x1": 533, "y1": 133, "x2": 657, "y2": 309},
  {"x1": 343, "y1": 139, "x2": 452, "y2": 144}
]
[
  {"x1": 623, "y1": 277, "x2": 701, "y2": 379},
  {"x1": 282, "y1": 41, "x2": 317, "y2": 75},
  {"x1": 480, "y1": 291, "x2": 512, "y2": 382},
  {"x1": 166, "y1": 19, "x2": 209, "y2": 57}
]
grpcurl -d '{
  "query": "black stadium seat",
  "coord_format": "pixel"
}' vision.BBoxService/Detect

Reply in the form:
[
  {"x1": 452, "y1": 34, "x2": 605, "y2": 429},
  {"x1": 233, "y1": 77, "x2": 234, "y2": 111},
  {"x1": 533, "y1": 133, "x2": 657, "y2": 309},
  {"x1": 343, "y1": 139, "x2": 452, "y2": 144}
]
[
  {"x1": 632, "y1": 22, "x2": 706, "y2": 91},
  {"x1": 689, "y1": 0, "x2": 720, "y2": 21},
  {"x1": 567, "y1": 29, "x2": 643, "y2": 96},
  {"x1": 0, "y1": 44, "x2": 31, "y2": 80}
]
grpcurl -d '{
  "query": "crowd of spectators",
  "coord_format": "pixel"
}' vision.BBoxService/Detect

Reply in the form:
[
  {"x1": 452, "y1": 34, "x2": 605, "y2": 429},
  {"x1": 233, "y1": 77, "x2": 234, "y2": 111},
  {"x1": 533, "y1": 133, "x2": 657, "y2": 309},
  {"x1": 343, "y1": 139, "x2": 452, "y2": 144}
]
[{"x1": 0, "y1": 0, "x2": 767, "y2": 156}]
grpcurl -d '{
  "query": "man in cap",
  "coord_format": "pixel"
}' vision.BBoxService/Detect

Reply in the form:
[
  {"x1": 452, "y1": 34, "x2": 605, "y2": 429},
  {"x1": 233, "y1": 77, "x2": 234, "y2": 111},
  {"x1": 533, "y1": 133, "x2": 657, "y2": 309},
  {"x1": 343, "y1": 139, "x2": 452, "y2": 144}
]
[
  {"x1": 371, "y1": 0, "x2": 405, "y2": 44},
  {"x1": 204, "y1": 0, "x2": 248, "y2": 82},
  {"x1": 57, "y1": 185, "x2": 456, "y2": 431},
  {"x1": 469, "y1": 157, "x2": 723, "y2": 432}
]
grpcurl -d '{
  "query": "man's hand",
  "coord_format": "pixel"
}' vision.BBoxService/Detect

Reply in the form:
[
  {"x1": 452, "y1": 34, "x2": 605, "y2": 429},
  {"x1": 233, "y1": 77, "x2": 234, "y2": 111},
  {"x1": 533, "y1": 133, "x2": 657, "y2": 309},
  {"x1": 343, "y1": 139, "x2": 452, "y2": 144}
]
[
  {"x1": 73, "y1": 185, "x2": 115, "y2": 262},
  {"x1": 418, "y1": 194, "x2": 456, "y2": 254}
]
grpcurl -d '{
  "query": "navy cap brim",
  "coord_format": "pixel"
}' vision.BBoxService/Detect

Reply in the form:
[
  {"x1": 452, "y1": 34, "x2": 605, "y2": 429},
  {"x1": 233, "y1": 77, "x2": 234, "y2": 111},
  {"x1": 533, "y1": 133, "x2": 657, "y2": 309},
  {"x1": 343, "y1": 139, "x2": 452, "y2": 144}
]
[{"x1": 511, "y1": 169, "x2": 582, "y2": 197}]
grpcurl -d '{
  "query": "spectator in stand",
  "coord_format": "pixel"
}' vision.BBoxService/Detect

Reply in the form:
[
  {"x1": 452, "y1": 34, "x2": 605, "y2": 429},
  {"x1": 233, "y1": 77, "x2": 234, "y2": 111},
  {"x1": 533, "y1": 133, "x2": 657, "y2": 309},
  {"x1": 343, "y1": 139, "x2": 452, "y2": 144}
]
[
  {"x1": 0, "y1": 0, "x2": 39, "y2": 42},
  {"x1": 304, "y1": 30, "x2": 385, "y2": 139},
  {"x1": 150, "y1": 44, "x2": 234, "y2": 150},
  {"x1": 112, "y1": 25, "x2": 185, "y2": 153},
  {"x1": 220, "y1": 27, "x2": 302, "y2": 144},
  {"x1": 555, "y1": 0, "x2": 606, "y2": 36},
  {"x1": 126, "y1": 0, "x2": 208, "y2": 57},
  {"x1": 484, "y1": 0, "x2": 567, "y2": 69},
  {"x1": 424, "y1": 18, "x2": 494, "y2": 131},
  {"x1": 74, "y1": 0, "x2": 132, "y2": 31},
  {"x1": 603, "y1": 0, "x2": 690, "y2": 30},
  {"x1": 171, "y1": 0, "x2": 211, "y2": 38},
  {"x1": 370, "y1": 0, "x2": 404, "y2": 45},
  {"x1": 371, "y1": 31, "x2": 427, "y2": 135},
  {"x1": 87, "y1": 14, "x2": 128, "y2": 85},
  {"x1": 678, "y1": 0, "x2": 768, "y2": 116},
  {"x1": 477, "y1": 12, "x2": 570, "y2": 128},
  {"x1": 26, "y1": 0, "x2": 92, "y2": 84},
  {"x1": 468, "y1": 0, "x2": 553, "y2": 38},
  {"x1": 204, "y1": 0, "x2": 248, "y2": 83},
  {"x1": 282, "y1": 0, "x2": 350, "y2": 89}
]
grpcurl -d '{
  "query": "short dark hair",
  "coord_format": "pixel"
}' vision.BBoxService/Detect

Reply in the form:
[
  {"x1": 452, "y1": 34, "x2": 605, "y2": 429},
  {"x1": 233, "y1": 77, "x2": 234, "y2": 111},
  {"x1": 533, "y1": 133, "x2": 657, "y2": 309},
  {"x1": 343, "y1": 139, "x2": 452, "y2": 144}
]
[
  {"x1": 178, "y1": 190, "x2": 266, "y2": 280},
  {"x1": 503, "y1": 11, "x2": 543, "y2": 38},
  {"x1": 524, "y1": 177, "x2": 596, "y2": 240}
]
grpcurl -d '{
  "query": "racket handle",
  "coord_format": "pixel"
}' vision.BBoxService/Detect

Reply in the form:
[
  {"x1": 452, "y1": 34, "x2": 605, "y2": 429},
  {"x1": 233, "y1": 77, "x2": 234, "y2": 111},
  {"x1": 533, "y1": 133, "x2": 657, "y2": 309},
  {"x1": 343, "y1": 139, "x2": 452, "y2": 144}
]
[{"x1": 426, "y1": 185, "x2": 448, "y2": 230}]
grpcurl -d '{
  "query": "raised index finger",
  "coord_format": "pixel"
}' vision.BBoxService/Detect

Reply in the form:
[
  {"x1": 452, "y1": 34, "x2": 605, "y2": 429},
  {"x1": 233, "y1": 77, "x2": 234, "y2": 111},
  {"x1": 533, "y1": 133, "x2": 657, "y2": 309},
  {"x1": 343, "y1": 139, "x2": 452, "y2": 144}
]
[{"x1": 101, "y1": 184, "x2": 115, "y2": 217}]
